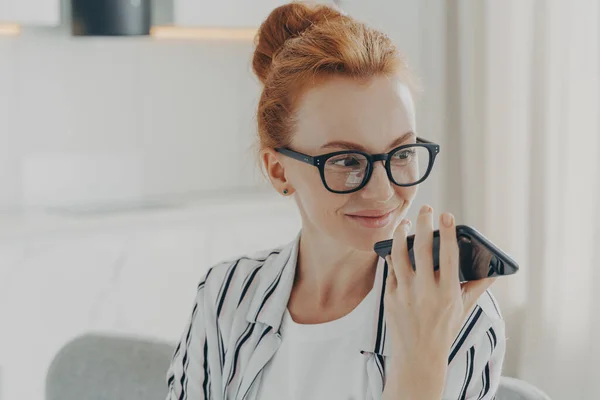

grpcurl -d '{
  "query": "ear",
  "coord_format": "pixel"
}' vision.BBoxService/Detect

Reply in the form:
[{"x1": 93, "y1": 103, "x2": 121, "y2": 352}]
[{"x1": 261, "y1": 148, "x2": 295, "y2": 195}]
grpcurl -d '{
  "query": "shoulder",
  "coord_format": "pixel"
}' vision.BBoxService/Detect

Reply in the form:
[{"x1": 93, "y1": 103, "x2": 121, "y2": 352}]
[
  {"x1": 450, "y1": 289, "x2": 505, "y2": 363},
  {"x1": 462, "y1": 289, "x2": 503, "y2": 335},
  {"x1": 466, "y1": 289, "x2": 504, "y2": 342},
  {"x1": 477, "y1": 289, "x2": 503, "y2": 324},
  {"x1": 443, "y1": 290, "x2": 506, "y2": 398},
  {"x1": 198, "y1": 244, "x2": 289, "y2": 317},
  {"x1": 472, "y1": 289, "x2": 505, "y2": 351}
]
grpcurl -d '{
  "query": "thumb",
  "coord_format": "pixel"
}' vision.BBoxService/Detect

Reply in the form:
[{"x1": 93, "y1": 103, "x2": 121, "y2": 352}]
[{"x1": 461, "y1": 277, "x2": 496, "y2": 310}]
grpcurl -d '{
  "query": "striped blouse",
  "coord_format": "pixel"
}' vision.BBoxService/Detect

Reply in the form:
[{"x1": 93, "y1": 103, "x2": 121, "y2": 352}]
[{"x1": 166, "y1": 230, "x2": 505, "y2": 400}]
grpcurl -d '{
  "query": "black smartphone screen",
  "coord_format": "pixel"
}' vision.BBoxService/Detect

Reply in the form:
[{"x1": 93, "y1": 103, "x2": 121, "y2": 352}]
[{"x1": 373, "y1": 225, "x2": 519, "y2": 281}]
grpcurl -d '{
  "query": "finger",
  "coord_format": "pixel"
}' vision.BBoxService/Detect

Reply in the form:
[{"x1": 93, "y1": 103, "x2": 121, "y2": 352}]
[
  {"x1": 461, "y1": 277, "x2": 497, "y2": 310},
  {"x1": 414, "y1": 205, "x2": 435, "y2": 289},
  {"x1": 390, "y1": 218, "x2": 413, "y2": 289},
  {"x1": 439, "y1": 212, "x2": 459, "y2": 289},
  {"x1": 385, "y1": 256, "x2": 398, "y2": 291}
]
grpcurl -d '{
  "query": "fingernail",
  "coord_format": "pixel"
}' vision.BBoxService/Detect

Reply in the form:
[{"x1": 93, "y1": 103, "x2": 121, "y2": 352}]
[
  {"x1": 401, "y1": 219, "x2": 411, "y2": 232},
  {"x1": 420, "y1": 205, "x2": 432, "y2": 214},
  {"x1": 442, "y1": 213, "x2": 454, "y2": 227}
]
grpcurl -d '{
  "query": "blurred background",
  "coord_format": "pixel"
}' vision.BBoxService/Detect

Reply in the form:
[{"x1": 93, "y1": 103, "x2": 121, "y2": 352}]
[{"x1": 0, "y1": 0, "x2": 598, "y2": 399}]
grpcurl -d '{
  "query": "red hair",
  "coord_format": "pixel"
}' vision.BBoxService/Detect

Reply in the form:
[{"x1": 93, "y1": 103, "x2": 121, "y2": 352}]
[{"x1": 252, "y1": 2, "x2": 413, "y2": 154}]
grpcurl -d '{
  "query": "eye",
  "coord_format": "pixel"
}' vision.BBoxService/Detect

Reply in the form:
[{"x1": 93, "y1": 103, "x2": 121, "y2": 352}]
[
  {"x1": 393, "y1": 149, "x2": 416, "y2": 160},
  {"x1": 335, "y1": 157, "x2": 359, "y2": 166},
  {"x1": 329, "y1": 155, "x2": 363, "y2": 167}
]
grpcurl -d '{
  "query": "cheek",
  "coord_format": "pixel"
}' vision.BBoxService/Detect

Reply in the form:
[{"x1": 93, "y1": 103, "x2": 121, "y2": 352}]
[
  {"x1": 306, "y1": 183, "x2": 348, "y2": 217},
  {"x1": 292, "y1": 166, "x2": 325, "y2": 195},
  {"x1": 294, "y1": 173, "x2": 348, "y2": 218},
  {"x1": 396, "y1": 185, "x2": 417, "y2": 202}
]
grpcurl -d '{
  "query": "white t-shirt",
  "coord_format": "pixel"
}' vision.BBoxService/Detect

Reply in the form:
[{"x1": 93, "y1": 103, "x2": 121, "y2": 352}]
[{"x1": 257, "y1": 287, "x2": 376, "y2": 400}]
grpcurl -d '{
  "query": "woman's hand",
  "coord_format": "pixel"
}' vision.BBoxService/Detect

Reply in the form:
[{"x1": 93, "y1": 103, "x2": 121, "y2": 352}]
[{"x1": 382, "y1": 205, "x2": 496, "y2": 400}]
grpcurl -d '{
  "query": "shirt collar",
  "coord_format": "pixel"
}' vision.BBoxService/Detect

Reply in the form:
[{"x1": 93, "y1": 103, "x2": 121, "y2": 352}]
[
  {"x1": 245, "y1": 230, "x2": 393, "y2": 357},
  {"x1": 245, "y1": 230, "x2": 301, "y2": 332}
]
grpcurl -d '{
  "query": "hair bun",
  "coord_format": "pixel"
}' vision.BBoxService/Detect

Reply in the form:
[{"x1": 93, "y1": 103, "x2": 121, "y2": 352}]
[{"x1": 252, "y1": 2, "x2": 343, "y2": 84}]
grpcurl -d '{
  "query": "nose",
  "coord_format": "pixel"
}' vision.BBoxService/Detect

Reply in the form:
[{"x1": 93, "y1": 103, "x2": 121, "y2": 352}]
[{"x1": 360, "y1": 161, "x2": 394, "y2": 201}]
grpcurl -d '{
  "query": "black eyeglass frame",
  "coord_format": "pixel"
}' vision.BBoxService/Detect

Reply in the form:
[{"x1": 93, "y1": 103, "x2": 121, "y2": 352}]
[{"x1": 275, "y1": 137, "x2": 440, "y2": 194}]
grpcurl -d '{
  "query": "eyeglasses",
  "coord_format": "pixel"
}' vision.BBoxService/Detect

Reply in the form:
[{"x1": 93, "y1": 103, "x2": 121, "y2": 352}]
[{"x1": 275, "y1": 137, "x2": 440, "y2": 194}]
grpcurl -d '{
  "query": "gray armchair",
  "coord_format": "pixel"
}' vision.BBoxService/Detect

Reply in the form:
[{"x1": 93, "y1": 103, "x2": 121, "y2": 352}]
[
  {"x1": 46, "y1": 333, "x2": 551, "y2": 400},
  {"x1": 497, "y1": 376, "x2": 552, "y2": 400},
  {"x1": 46, "y1": 333, "x2": 174, "y2": 400}
]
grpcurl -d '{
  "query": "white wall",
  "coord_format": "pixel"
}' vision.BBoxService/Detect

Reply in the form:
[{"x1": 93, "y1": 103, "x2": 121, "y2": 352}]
[{"x1": 0, "y1": 31, "x2": 267, "y2": 212}]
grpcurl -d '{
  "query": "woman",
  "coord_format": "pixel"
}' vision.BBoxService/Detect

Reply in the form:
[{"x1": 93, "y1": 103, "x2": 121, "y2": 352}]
[{"x1": 166, "y1": 3, "x2": 505, "y2": 399}]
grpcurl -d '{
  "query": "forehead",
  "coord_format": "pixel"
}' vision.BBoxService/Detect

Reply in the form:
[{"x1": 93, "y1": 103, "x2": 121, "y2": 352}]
[{"x1": 292, "y1": 75, "x2": 416, "y2": 153}]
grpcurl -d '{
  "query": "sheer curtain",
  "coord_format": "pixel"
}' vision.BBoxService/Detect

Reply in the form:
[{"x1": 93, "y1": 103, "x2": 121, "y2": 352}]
[{"x1": 440, "y1": 0, "x2": 600, "y2": 398}]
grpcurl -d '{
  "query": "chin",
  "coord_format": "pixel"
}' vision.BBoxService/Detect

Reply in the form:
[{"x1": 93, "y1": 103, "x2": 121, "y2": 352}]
[{"x1": 340, "y1": 215, "x2": 402, "y2": 252}]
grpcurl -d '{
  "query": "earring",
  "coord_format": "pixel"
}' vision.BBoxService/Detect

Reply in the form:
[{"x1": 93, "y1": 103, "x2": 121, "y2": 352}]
[{"x1": 283, "y1": 189, "x2": 289, "y2": 195}]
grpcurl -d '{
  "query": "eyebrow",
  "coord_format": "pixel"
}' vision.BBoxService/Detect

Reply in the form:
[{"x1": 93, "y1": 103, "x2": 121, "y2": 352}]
[{"x1": 319, "y1": 131, "x2": 416, "y2": 152}]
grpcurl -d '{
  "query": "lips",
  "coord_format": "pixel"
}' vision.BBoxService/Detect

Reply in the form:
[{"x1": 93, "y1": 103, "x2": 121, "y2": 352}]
[
  {"x1": 346, "y1": 208, "x2": 397, "y2": 217},
  {"x1": 345, "y1": 208, "x2": 397, "y2": 229}
]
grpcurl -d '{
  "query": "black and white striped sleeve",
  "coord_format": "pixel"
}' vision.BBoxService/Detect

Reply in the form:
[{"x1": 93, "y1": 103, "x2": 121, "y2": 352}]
[
  {"x1": 166, "y1": 275, "x2": 212, "y2": 400},
  {"x1": 462, "y1": 318, "x2": 506, "y2": 400}
]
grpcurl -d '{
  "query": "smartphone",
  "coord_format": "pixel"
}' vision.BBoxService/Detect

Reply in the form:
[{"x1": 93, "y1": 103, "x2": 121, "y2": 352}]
[{"x1": 373, "y1": 225, "x2": 519, "y2": 281}]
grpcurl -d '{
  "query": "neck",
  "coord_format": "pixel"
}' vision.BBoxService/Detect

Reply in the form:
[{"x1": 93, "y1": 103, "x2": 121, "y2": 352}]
[{"x1": 294, "y1": 226, "x2": 378, "y2": 308}]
